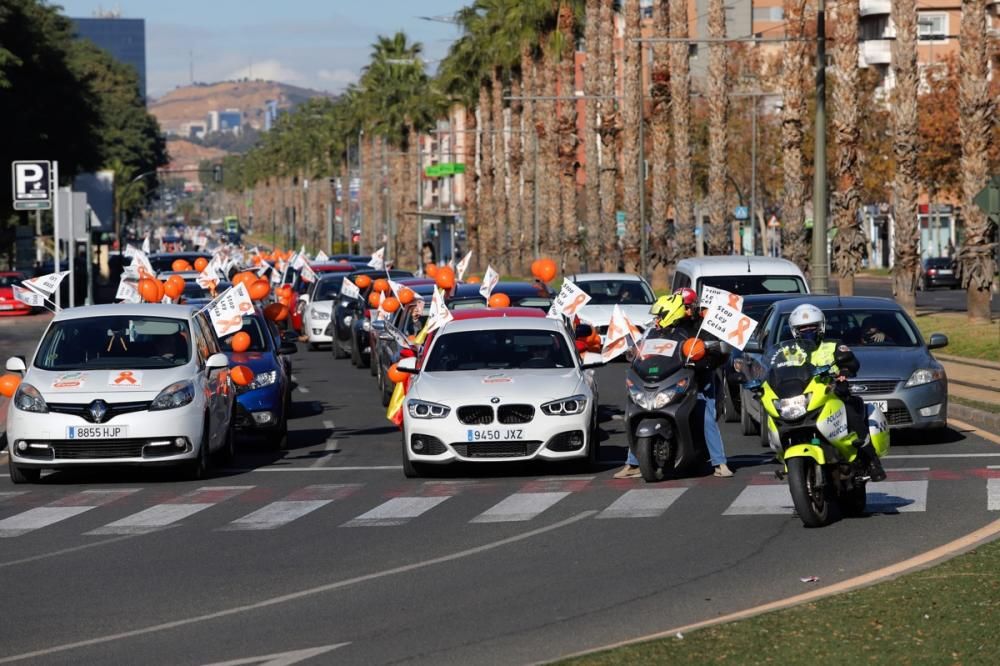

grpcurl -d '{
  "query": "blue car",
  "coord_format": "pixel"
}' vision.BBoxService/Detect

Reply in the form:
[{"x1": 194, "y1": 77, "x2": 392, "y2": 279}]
[{"x1": 219, "y1": 310, "x2": 297, "y2": 448}]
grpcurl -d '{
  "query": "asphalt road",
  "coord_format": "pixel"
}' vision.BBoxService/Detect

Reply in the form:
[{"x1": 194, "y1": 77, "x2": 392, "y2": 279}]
[
  {"x1": 848, "y1": 276, "x2": 1000, "y2": 313},
  {"x1": 1, "y1": 319, "x2": 999, "y2": 665}
]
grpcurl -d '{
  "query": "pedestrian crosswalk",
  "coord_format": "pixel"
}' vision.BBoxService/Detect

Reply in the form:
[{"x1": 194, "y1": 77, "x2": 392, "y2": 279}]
[{"x1": 0, "y1": 472, "x2": 997, "y2": 540}]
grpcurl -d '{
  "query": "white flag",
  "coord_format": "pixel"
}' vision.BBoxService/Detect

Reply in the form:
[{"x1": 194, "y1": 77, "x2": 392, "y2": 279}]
[
  {"x1": 195, "y1": 266, "x2": 218, "y2": 290},
  {"x1": 24, "y1": 271, "x2": 69, "y2": 297},
  {"x1": 601, "y1": 305, "x2": 643, "y2": 363},
  {"x1": 700, "y1": 285, "x2": 744, "y2": 312},
  {"x1": 388, "y1": 278, "x2": 404, "y2": 299},
  {"x1": 115, "y1": 279, "x2": 141, "y2": 303},
  {"x1": 456, "y1": 251, "x2": 473, "y2": 281},
  {"x1": 315, "y1": 250, "x2": 329, "y2": 262},
  {"x1": 701, "y1": 303, "x2": 759, "y2": 351},
  {"x1": 368, "y1": 247, "x2": 385, "y2": 270},
  {"x1": 479, "y1": 265, "x2": 500, "y2": 300},
  {"x1": 13, "y1": 284, "x2": 45, "y2": 307},
  {"x1": 340, "y1": 278, "x2": 361, "y2": 300},
  {"x1": 300, "y1": 262, "x2": 318, "y2": 283},
  {"x1": 208, "y1": 283, "x2": 255, "y2": 337},
  {"x1": 291, "y1": 253, "x2": 308, "y2": 271},
  {"x1": 550, "y1": 278, "x2": 592, "y2": 319},
  {"x1": 141, "y1": 236, "x2": 151, "y2": 254},
  {"x1": 426, "y1": 287, "x2": 453, "y2": 333},
  {"x1": 257, "y1": 260, "x2": 273, "y2": 277}
]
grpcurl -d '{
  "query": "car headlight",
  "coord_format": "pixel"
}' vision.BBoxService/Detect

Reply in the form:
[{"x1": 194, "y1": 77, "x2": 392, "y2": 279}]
[
  {"x1": 904, "y1": 368, "x2": 945, "y2": 388},
  {"x1": 150, "y1": 381, "x2": 195, "y2": 411},
  {"x1": 407, "y1": 399, "x2": 450, "y2": 419},
  {"x1": 13, "y1": 383, "x2": 48, "y2": 414},
  {"x1": 541, "y1": 394, "x2": 588, "y2": 416},
  {"x1": 239, "y1": 370, "x2": 277, "y2": 391},
  {"x1": 310, "y1": 309, "x2": 330, "y2": 320},
  {"x1": 344, "y1": 314, "x2": 353, "y2": 326},
  {"x1": 362, "y1": 320, "x2": 371, "y2": 331},
  {"x1": 774, "y1": 395, "x2": 808, "y2": 420}
]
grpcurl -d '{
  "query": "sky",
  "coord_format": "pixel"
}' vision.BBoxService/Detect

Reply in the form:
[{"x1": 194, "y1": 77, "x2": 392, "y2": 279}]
[{"x1": 56, "y1": 0, "x2": 470, "y2": 99}]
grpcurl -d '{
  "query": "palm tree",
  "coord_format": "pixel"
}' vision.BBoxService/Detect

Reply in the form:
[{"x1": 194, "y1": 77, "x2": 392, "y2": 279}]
[
  {"x1": 582, "y1": 0, "x2": 601, "y2": 272},
  {"x1": 830, "y1": 0, "x2": 865, "y2": 296},
  {"x1": 649, "y1": 0, "x2": 671, "y2": 287},
  {"x1": 890, "y1": 0, "x2": 919, "y2": 315},
  {"x1": 781, "y1": 0, "x2": 808, "y2": 273},
  {"x1": 621, "y1": 0, "x2": 642, "y2": 272},
  {"x1": 597, "y1": 0, "x2": 620, "y2": 271},
  {"x1": 706, "y1": 0, "x2": 729, "y2": 256},
  {"x1": 958, "y1": 0, "x2": 996, "y2": 322},
  {"x1": 670, "y1": 0, "x2": 695, "y2": 261},
  {"x1": 556, "y1": 1, "x2": 582, "y2": 272}
]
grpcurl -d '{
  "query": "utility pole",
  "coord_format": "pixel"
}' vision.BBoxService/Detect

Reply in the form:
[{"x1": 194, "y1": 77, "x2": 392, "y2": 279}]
[{"x1": 810, "y1": 0, "x2": 829, "y2": 293}]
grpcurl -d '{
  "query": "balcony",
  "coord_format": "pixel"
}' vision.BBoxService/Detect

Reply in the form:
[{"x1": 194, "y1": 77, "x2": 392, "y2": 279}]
[
  {"x1": 860, "y1": 39, "x2": 892, "y2": 66},
  {"x1": 860, "y1": 0, "x2": 891, "y2": 17}
]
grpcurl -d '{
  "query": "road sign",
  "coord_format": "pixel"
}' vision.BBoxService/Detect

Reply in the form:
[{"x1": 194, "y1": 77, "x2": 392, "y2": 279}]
[
  {"x1": 972, "y1": 175, "x2": 1000, "y2": 220},
  {"x1": 12, "y1": 160, "x2": 52, "y2": 210},
  {"x1": 734, "y1": 206, "x2": 749, "y2": 220},
  {"x1": 767, "y1": 215, "x2": 780, "y2": 228},
  {"x1": 615, "y1": 211, "x2": 626, "y2": 238}
]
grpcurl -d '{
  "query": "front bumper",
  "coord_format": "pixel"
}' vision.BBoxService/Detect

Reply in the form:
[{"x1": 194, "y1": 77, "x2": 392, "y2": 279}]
[
  {"x1": 304, "y1": 316, "x2": 333, "y2": 343},
  {"x1": 854, "y1": 380, "x2": 949, "y2": 429},
  {"x1": 235, "y1": 383, "x2": 285, "y2": 429}
]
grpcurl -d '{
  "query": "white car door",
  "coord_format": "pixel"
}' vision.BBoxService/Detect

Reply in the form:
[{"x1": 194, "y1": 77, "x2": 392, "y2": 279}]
[{"x1": 193, "y1": 315, "x2": 227, "y2": 450}]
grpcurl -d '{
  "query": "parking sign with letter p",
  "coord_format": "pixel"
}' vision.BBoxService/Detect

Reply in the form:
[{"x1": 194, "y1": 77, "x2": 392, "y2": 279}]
[{"x1": 12, "y1": 160, "x2": 52, "y2": 210}]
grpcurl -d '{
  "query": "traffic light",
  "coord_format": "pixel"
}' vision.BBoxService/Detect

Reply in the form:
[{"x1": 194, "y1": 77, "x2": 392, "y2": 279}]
[{"x1": 212, "y1": 165, "x2": 223, "y2": 183}]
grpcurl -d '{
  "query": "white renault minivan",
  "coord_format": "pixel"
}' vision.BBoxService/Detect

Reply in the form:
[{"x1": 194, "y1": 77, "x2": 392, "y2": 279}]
[{"x1": 671, "y1": 256, "x2": 810, "y2": 297}]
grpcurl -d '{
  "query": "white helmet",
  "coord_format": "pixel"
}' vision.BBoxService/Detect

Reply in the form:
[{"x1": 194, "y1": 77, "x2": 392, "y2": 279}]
[{"x1": 788, "y1": 304, "x2": 826, "y2": 342}]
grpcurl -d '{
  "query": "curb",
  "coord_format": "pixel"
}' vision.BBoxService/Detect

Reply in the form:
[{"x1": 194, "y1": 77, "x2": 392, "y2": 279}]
[
  {"x1": 950, "y1": 404, "x2": 1000, "y2": 434},
  {"x1": 938, "y1": 353, "x2": 1000, "y2": 371}
]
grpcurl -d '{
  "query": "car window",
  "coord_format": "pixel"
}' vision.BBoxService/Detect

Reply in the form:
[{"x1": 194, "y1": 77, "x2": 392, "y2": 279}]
[
  {"x1": 425, "y1": 329, "x2": 575, "y2": 371},
  {"x1": 0, "y1": 274, "x2": 26, "y2": 287},
  {"x1": 218, "y1": 315, "x2": 271, "y2": 352},
  {"x1": 775, "y1": 309, "x2": 921, "y2": 347},
  {"x1": 698, "y1": 275, "x2": 807, "y2": 295},
  {"x1": 35, "y1": 316, "x2": 192, "y2": 370},
  {"x1": 577, "y1": 280, "x2": 654, "y2": 305},
  {"x1": 315, "y1": 276, "x2": 346, "y2": 301},
  {"x1": 671, "y1": 271, "x2": 691, "y2": 290}
]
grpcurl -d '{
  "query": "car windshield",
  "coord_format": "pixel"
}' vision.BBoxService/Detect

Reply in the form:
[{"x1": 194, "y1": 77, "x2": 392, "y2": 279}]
[
  {"x1": 218, "y1": 315, "x2": 270, "y2": 352},
  {"x1": 35, "y1": 316, "x2": 192, "y2": 370},
  {"x1": 925, "y1": 258, "x2": 954, "y2": 268},
  {"x1": 0, "y1": 274, "x2": 25, "y2": 287},
  {"x1": 577, "y1": 279, "x2": 654, "y2": 305},
  {"x1": 776, "y1": 309, "x2": 921, "y2": 347},
  {"x1": 699, "y1": 275, "x2": 807, "y2": 295},
  {"x1": 314, "y1": 277, "x2": 346, "y2": 301},
  {"x1": 425, "y1": 329, "x2": 575, "y2": 371},
  {"x1": 182, "y1": 281, "x2": 231, "y2": 300}
]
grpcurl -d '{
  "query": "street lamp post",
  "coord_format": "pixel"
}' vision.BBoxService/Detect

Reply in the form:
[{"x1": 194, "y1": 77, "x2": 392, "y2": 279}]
[{"x1": 810, "y1": 0, "x2": 829, "y2": 294}]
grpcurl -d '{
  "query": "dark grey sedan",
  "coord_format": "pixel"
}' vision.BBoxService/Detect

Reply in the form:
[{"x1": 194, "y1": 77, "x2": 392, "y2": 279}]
[{"x1": 740, "y1": 296, "x2": 949, "y2": 436}]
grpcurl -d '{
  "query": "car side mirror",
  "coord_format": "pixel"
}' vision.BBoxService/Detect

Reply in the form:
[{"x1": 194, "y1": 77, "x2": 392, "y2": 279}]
[
  {"x1": 278, "y1": 343, "x2": 298, "y2": 355},
  {"x1": 397, "y1": 356, "x2": 419, "y2": 374},
  {"x1": 5, "y1": 356, "x2": 26, "y2": 373},
  {"x1": 742, "y1": 338, "x2": 763, "y2": 354},
  {"x1": 371, "y1": 319, "x2": 386, "y2": 332},
  {"x1": 206, "y1": 353, "x2": 229, "y2": 369},
  {"x1": 927, "y1": 333, "x2": 949, "y2": 350},
  {"x1": 574, "y1": 324, "x2": 594, "y2": 338}
]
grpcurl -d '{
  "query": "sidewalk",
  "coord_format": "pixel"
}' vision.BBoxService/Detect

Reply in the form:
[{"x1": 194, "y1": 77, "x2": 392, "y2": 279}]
[{"x1": 933, "y1": 353, "x2": 1000, "y2": 433}]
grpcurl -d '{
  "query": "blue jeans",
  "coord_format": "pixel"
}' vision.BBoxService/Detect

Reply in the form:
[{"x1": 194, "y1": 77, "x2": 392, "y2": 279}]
[{"x1": 626, "y1": 379, "x2": 727, "y2": 468}]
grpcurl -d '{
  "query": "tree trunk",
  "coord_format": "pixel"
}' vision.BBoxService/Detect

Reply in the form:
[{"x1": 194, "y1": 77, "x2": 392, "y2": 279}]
[
  {"x1": 706, "y1": 0, "x2": 729, "y2": 256},
  {"x1": 491, "y1": 69, "x2": 509, "y2": 273},
  {"x1": 558, "y1": 3, "x2": 580, "y2": 273},
  {"x1": 621, "y1": 0, "x2": 642, "y2": 273},
  {"x1": 583, "y1": 0, "x2": 602, "y2": 273},
  {"x1": 509, "y1": 72, "x2": 525, "y2": 277},
  {"x1": 831, "y1": 0, "x2": 865, "y2": 297},
  {"x1": 522, "y1": 49, "x2": 538, "y2": 269},
  {"x1": 598, "y1": 0, "x2": 620, "y2": 272},
  {"x1": 478, "y1": 83, "x2": 496, "y2": 269},
  {"x1": 670, "y1": 0, "x2": 694, "y2": 261},
  {"x1": 958, "y1": 0, "x2": 996, "y2": 322},
  {"x1": 781, "y1": 0, "x2": 809, "y2": 273},
  {"x1": 541, "y1": 44, "x2": 560, "y2": 258},
  {"x1": 371, "y1": 136, "x2": 383, "y2": 253},
  {"x1": 890, "y1": 0, "x2": 920, "y2": 315},
  {"x1": 649, "y1": 0, "x2": 671, "y2": 289},
  {"x1": 464, "y1": 106, "x2": 480, "y2": 271}
]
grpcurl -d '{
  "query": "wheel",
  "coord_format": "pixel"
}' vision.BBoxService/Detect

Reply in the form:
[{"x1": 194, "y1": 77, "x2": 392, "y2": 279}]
[
  {"x1": 721, "y1": 377, "x2": 739, "y2": 423},
  {"x1": 308, "y1": 342, "x2": 319, "y2": 351},
  {"x1": 214, "y1": 415, "x2": 236, "y2": 464},
  {"x1": 350, "y1": 337, "x2": 362, "y2": 367},
  {"x1": 380, "y1": 371, "x2": 393, "y2": 407},
  {"x1": 787, "y1": 457, "x2": 833, "y2": 527},
  {"x1": 8, "y1": 456, "x2": 40, "y2": 484},
  {"x1": 636, "y1": 434, "x2": 676, "y2": 483},
  {"x1": 182, "y1": 422, "x2": 212, "y2": 481},
  {"x1": 759, "y1": 414, "x2": 771, "y2": 448},
  {"x1": 401, "y1": 438, "x2": 424, "y2": 478},
  {"x1": 741, "y1": 394, "x2": 760, "y2": 436},
  {"x1": 333, "y1": 335, "x2": 348, "y2": 359},
  {"x1": 842, "y1": 483, "x2": 867, "y2": 517}
]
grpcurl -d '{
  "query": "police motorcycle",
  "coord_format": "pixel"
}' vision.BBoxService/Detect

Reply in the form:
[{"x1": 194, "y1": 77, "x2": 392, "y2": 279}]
[{"x1": 739, "y1": 339, "x2": 890, "y2": 527}]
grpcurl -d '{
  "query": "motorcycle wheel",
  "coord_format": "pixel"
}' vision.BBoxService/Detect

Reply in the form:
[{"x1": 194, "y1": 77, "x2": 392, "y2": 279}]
[
  {"x1": 636, "y1": 435, "x2": 676, "y2": 483},
  {"x1": 787, "y1": 458, "x2": 833, "y2": 527},
  {"x1": 842, "y1": 483, "x2": 867, "y2": 517}
]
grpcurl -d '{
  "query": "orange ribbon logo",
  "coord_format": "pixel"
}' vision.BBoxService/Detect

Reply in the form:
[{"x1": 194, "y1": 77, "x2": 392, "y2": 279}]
[
  {"x1": 565, "y1": 293, "x2": 589, "y2": 316},
  {"x1": 728, "y1": 317, "x2": 752, "y2": 347},
  {"x1": 114, "y1": 371, "x2": 138, "y2": 385}
]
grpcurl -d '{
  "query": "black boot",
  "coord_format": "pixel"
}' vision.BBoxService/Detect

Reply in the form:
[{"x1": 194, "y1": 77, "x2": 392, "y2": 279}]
[{"x1": 857, "y1": 442, "x2": 886, "y2": 482}]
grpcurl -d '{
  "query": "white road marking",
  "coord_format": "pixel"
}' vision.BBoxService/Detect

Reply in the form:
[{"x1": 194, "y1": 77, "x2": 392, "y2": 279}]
[
  {"x1": 0, "y1": 511, "x2": 594, "y2": 663},
  {"x1": 200, "y1": 643, "x2": 351, "y2": 666},
  {"x1": 309, "y1": 420, "x2": 339, "y2": 468},
  {"x1": 987, "y1": 479, "x2": 1000, "y2": 511},
  {"x1": 297, "y1": 385, "x2": 310, "y2": 394},
  {"x1": 232, "y1": 466, "x2": 403, "y2": 472},
  {"x1": 0, "y1": 491, "x2": 27, "y2": 503},
  {"x1": 343, "y1": 496, "x2": 450, "y2": 527},
  {"x1": 866, "y1": 480, "x2": 928, "y2": 513},
  {"x1": 87, "y1": 486, "x2": 252, "y2": 535},
  {"x1": 724, "y1": 486, "x2": 796, "y2": 516},
  {"x1": 471, "y1": 492, "x2": 570, "y2": 523},
  {"x1": 889, "y1": 453, "x2": 1000, "y2": 459},
  {"x1": 597, "y1": 488, "x2": 687, "y2": 519},
  {"x1": 0, "y1": 489, "x2": 138, "y2": 538},
  {"x1": 224, "y1": 484, "x2": 359, "y2": 531}
]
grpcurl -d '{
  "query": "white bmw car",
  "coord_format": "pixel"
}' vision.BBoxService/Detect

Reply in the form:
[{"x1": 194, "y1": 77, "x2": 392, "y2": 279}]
[
  {"x1": 399, "y1": 315, "x2": 600, "y2": 477},
  {"x1": 5, "y1": 304, "x2": 235, "y2": 483}
]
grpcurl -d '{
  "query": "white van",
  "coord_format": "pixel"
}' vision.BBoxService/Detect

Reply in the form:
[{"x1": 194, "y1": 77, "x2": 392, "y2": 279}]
[{"x1": 671, "y1": 256, "x2": 810, "y2": 297}]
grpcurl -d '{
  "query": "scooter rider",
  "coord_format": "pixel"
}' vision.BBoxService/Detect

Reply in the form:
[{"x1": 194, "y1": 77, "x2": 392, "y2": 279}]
[
  {"x1": 784, "y1": 304, "x2": 886, "y2": 482},
  {"x1": 616, "y1": 289, "x2": 733, "y2": 478}
]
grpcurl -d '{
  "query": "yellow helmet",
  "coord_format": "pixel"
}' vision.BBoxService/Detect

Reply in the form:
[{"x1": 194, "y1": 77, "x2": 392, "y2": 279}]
[{"x1": 650, "y1": 294, "x2": 687, "y2": 329}]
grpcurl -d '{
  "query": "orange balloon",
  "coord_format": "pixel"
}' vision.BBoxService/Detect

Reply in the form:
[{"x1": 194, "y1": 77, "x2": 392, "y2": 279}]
[
  {"x1": 530, "y1": 259, "x2": 542, "y2": 279},
  {"x1": 230, "y1": 365, "x2": 254, "y2": 386},
  {"x1": 251, "y1": 255, "x2": 262, "y2": 266},
  {"x1": 383, "y1": 296, "x2": 400, "y2": 313},
  {"x1": 465, "y1": 275, "x2": 482, "y2": 284},
  {"x1": 166, "y1": 274, "x2": 185, "y2": 289},
  {"x1": 387, "y1": 363, "x2": 408, "y2": 384},
  {"x1": 171, "y1": 259, "x2": 192, "y2": 272},
  {"x1": 373, "y1": 278, "x2": 390, "y2": 294},
  {"x1": 368, "y1": 292, "x2": 381, "y2": 308},
  {"x1": 535, "y1": 258, "x2": 557, "y2": 283},
  {"x1": 264, "y1": 303, "x2": 289, "y2": 321},
  {"x1": 230, "y1": 331, "x2": 251, "y2": 352},
  {"x1": 682, "y1": 337, "x2": 706, "y2": 361},
  {"x1": 194, "y1": 257, "x2": 209, "y2": 272},
  {"x1": 398, "y1": 288, "x2": 415, "y2": 305},
  {"x1": 277, "y1": 284, "x2": 294, "y2": 300},
  {"x1": 277, "y1": 296, "x2": 291, "y2": 308},
  {"x1": 138, "y1": 278, "x2": 159, "y2": 303},
  {"x1": 249, "y1": 279, "x2": 271, "y2": 301},
  {"x1": 164, "y1": 280, "x2": 183, "y2": 300},
  {"x1": 0, "y1": 374, "x2": 20, "y2": 398},
  {"x1": 234, "y1": 271, "x2": 256, "y2": 288},
  {"x1": 488, "y1": 293, "x2": 511, "y2": 308},
  {"x1": 425, "y1": 263, "x2": 439, "y2": 278},
  {"x1": 154, "y1": 279, "x2": 165, "y2": 302},
  {"x1": 435, "y1": 266, "x2": 455, "y2": 290},
  {"x1": 354, "y1": 275, "x2": 372, "y2": 289}
]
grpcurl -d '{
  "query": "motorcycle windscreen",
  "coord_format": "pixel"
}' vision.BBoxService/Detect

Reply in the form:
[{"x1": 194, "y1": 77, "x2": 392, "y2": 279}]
[
  {"x1": 630, "y1": 334, "x2": 686, "y2": 383},
  {"x1": 766, "y1": 340, "x2": 820, "y2": 398}
]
